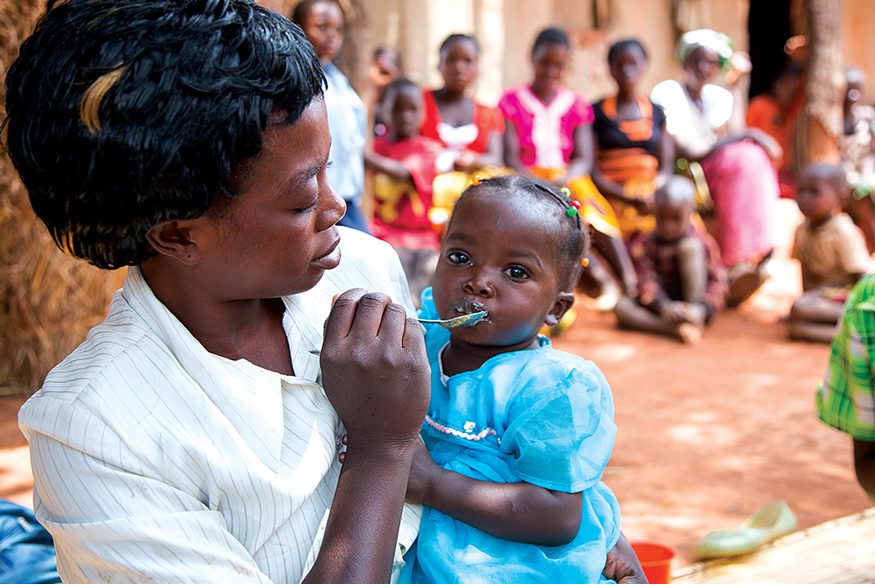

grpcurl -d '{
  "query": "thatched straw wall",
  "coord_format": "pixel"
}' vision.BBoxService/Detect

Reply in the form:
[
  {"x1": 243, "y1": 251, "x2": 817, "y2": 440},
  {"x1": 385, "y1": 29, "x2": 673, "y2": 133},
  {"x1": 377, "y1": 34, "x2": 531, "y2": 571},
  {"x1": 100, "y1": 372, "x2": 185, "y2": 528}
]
[{"x1": 0, "y1": 0, "x2": 122, "y2": 396}]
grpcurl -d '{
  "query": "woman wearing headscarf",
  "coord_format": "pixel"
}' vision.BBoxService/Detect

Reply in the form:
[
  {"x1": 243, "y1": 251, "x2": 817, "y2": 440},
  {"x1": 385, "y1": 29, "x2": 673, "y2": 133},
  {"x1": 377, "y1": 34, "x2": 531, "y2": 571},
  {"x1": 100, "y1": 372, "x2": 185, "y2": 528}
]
[{"x1": 651, "y1": 29, "x2": 782, "y2": 305}]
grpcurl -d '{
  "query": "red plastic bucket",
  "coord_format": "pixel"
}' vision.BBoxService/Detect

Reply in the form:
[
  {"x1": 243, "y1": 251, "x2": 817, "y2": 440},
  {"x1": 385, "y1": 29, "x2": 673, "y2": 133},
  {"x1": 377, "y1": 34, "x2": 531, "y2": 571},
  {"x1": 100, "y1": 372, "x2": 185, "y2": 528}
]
[{"x1": 630, "y1": 540, "x2": 676, "y2": 584}]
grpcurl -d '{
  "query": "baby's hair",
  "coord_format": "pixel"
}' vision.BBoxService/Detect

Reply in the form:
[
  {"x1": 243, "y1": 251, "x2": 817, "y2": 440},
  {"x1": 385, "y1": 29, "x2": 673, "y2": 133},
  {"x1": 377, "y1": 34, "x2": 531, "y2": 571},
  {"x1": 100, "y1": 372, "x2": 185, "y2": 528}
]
[
  {"x1": 6, "y1": 0, "x2": 325, "y2": 269},
  {"x1": 655, "y1": 176, "x2": 697, "y2": 209},
  {"x1": 291, "y1": 0, "x2": 341, "y2": 26},
  {"x1": 439, "y1": 33, "x2": 480, "y2": 55},
  {"x1": 531, "y1": 27, "x2": 570, "y2": 57},
  {"x1": 804, "y1": 163, "x2": 849, "y2": 201},
  {"x1": 607, "y1": 38, "x2": 648, "y2": 65},
  {"x1": 451, "y1": 175, "x2": 588, "y2": 289}
]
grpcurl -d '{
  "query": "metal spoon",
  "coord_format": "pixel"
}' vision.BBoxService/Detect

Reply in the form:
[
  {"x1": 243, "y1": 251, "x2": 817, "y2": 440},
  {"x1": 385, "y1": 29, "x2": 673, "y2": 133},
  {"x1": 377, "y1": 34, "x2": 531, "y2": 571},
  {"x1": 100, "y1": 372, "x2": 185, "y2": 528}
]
[
  {"x1": 309, "y1": 311, "x2": 488, "y2": 356},
  {"x1": 417, "y1": 310, "x2": 488, "y2": 329}
]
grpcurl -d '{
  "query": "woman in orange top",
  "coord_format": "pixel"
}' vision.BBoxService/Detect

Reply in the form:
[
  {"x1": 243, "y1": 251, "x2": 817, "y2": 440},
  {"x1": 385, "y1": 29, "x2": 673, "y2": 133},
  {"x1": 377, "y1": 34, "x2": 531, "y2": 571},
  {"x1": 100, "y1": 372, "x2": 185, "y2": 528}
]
[
  {"x1": 592, "y1": 39, "x2": 674, "y2": 240},
  {"x1": 746, "y1": 62, "x2": 804, "y2": 198}
]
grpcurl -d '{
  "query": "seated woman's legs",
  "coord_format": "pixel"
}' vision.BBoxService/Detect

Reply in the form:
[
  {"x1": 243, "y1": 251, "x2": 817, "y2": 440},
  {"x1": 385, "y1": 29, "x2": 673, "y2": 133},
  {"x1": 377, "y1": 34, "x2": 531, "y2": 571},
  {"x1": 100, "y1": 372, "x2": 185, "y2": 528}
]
[
  {"x1": 701, "y1": 141, "x2": 778, "y2": 306},
  {"x1": 701, "y1": 141, "x2": 779, "y2": 267}
]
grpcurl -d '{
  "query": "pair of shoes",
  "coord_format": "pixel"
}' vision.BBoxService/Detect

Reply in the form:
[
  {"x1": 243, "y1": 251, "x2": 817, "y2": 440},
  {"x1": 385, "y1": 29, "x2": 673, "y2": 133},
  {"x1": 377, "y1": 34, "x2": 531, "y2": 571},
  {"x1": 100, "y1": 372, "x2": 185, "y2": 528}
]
[{"x1": 693, "y1": 500, "x2": 797, "y2": 560}]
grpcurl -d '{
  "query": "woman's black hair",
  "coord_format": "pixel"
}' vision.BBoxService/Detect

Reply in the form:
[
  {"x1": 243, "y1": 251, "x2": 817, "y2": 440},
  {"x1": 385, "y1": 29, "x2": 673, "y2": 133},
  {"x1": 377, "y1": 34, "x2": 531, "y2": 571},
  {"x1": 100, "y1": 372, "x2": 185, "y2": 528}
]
[
  {"x1": 451, "y1": 175, "x2": 588, "y2": 288},
  {"x1": 439, "y1": 33, "x2": 479, "y2": 56},
  {"x1": 607, "y1": 38, "x2": 648, "y2": 65},
  {"x1": 5, "y1": 0, "x2": 325, "y2": 269},
  {"x1": 531, "y1": 27, "x2": 570, "y2": 58}
]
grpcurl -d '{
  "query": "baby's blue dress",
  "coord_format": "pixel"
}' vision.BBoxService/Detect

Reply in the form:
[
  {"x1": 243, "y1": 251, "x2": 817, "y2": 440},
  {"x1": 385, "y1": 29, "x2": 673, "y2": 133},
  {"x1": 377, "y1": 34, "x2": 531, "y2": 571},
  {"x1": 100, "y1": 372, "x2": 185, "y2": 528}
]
[{"x1": 400, "y1": 289, "x2": 621, "y2": 584}]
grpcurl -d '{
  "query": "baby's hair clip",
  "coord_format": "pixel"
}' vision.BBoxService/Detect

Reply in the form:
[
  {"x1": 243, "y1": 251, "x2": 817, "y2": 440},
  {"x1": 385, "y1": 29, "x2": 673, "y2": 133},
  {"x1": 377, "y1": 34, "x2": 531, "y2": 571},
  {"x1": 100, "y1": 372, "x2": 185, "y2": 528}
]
[
  {"x1": 560, "y1": 187, "x2": 571, "y2": 198},
  {"x1": 471, "y1": 174, "x2": 483, "y2": 186},
  {"x1": 581, "y1": 257, "x2": 590, "y2": 268},
  {"x1": 565, "y1": 199, "x2": 581, "y2": 218}
]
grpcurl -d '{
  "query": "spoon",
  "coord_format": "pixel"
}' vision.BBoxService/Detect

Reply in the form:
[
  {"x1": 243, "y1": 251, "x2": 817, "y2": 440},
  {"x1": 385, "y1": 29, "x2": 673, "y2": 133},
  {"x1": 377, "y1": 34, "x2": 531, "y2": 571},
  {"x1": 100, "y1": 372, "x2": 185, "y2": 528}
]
[
  {"x1": 418, "y1": 310, "x2": 488, "y2": 329},
  {"x1": 309, "y1": 311, "x2": 488, "y2": 356}
]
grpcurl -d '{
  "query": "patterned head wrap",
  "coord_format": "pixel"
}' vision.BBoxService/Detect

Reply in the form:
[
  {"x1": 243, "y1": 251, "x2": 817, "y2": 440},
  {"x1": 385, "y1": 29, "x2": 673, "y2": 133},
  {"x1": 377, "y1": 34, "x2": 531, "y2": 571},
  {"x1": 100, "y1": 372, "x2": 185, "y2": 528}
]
[{"x1": 676, "y1": 29, "x2": 733, "y2": 69}]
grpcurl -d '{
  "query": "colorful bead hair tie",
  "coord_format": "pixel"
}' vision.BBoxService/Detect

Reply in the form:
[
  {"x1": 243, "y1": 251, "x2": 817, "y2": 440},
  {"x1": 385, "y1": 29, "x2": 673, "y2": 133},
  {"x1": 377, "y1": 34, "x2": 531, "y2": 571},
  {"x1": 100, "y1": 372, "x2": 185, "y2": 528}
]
[
  {"x1": 471, "y1": 174, "x2": 483, "y2": 186},
  {"x1": 581, "y1": 257, "x2": 590, "y2": 268},
  {"x1": 565, "y1": 200, "x2": 581, "y2": 217}
]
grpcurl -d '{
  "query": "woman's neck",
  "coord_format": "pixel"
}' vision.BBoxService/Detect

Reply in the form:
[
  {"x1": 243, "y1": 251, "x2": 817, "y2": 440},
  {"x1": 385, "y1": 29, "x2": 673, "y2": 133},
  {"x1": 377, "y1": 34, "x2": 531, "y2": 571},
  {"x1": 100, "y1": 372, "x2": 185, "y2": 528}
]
[
  {"x1": 684, "y1": 82, "x2": 702, "y2": 101},
  {"x1": 529, "y1": 83, "x2": 556, "y2": 104},
  {"x1": 616, "y1": 87, "x2": 635, "y2": 102},
  {"x1": 140, "y1": 260, "x2": 293, "y2": 374},
  {"x1": 435, "y1": 86, "x2": 467, "y2": 102}
]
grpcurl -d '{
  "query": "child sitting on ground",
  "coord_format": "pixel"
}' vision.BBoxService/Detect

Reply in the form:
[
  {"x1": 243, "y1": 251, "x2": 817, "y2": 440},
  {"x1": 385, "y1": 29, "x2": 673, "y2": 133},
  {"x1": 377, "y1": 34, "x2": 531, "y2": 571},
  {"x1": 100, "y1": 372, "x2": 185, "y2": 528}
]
[
  {"x1": 399, "y1": 175, "x2": 622, "y2": 582},
  {"x1": 366, "y1": 77, "x2": 444, "y2": 302},
  {"x1": 789, "y1": 163, "x2": 871, "y2": 342},
  {"x1": 615, "y1": 176, "x2": 727, "y2": 344}
]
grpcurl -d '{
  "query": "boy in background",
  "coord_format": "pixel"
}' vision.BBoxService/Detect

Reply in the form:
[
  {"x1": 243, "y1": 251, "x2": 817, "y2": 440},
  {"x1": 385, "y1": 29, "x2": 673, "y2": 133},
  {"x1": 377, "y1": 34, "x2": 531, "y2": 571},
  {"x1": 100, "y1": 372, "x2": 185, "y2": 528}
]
[
  {"x1": 366, "y1": 78, "x2": 444, "y2": 302},
  {"x1": 615, "y1": 176, "x2": 727, "y2": 344}
]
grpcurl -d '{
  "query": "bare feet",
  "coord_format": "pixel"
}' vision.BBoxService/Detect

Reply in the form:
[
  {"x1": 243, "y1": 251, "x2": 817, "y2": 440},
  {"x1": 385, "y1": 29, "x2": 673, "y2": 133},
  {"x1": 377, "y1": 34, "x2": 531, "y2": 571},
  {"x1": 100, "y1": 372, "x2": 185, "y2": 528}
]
[{"x1": 676, "y1": 322, "x2": 704, "y2": 345}]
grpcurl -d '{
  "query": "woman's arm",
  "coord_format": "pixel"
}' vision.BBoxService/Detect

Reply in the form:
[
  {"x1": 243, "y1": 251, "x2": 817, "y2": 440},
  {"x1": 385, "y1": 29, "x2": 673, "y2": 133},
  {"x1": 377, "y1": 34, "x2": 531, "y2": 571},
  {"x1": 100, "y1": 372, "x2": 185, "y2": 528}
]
[
  {"x1": 364, "y1": 150, "x2": 413, "y2": 181},
  {"x1": 502, "y1": 121, "x2": 526, "y2": 173},
  {"x1": 656, "y1": 122, "x2": 676, "y2": 188},
  {"x1": 308, "y1": 290, "x2": 431, "y2": 582},
  {"x1": 407, "y1": 441, "x2": 582, "y2": 546},
  {"x1": 472, "y1": 132, "x2": 505, "y2": 169},
  {"x1": 563, "y1": 124, "x2": 594, "y2": 182}
]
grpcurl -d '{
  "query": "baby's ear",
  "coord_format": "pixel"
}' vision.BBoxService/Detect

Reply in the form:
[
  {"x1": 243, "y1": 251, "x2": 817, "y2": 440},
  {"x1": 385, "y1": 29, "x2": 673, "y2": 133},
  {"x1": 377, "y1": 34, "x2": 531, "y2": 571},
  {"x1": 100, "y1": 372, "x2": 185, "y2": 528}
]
[{"x1": 544, "y1": 291, "x2": 575, "y2": 327}]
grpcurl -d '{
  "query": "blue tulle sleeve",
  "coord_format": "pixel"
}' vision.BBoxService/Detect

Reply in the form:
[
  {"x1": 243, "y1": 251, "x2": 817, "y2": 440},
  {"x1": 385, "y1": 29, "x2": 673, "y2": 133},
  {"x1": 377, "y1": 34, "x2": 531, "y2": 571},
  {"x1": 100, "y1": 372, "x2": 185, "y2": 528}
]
[{"x1": 500, "y1": 360, "x2": 617, "y2": 493}]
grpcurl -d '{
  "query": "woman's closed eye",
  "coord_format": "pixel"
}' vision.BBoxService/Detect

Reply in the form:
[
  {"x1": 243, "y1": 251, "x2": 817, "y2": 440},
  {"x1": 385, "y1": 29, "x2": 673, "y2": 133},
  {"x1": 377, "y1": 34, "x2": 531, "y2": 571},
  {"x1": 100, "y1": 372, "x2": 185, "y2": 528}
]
[
  {"x1": 503, "y1": 265, "x2": 530, "y2": 281},
  {"x1": 447, "y1": 250, "x2": 471, "y2": 265}
]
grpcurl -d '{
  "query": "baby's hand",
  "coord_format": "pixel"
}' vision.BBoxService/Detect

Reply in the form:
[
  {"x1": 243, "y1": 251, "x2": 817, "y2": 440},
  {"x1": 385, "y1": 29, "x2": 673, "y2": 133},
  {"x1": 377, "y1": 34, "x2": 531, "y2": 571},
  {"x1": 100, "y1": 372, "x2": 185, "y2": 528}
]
[{"x1": 405, "y1": 439, "x2": 440, "y2": 505}]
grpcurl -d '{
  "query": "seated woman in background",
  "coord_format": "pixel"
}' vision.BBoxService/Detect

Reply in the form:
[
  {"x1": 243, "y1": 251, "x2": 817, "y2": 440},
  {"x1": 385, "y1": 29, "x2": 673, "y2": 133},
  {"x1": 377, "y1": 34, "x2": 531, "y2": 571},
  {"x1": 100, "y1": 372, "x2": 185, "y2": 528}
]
[
  {"x1": 651, "y1": 29, "x2": 782, "y2": 306},
  {"x1": 420, "y1": 33, "x2": 506, "y2": 228},
  {"x1": 746, "y1": 61, "x2": 805, "y2": 199},
  {"x1": 500, "y1": 26, "x2": 636, "y2": 301},
  {"x1": 592, "y1": 38, "x2": 674, "y2": 240}
]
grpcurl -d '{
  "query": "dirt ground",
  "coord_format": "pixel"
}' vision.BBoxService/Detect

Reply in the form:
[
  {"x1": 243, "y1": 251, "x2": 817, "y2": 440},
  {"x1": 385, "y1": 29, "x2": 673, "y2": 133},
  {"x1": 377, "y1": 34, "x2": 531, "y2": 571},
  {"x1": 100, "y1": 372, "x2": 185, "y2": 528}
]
[{"x1": 0, "y1": 201, "x2": 872, "y2": 569}]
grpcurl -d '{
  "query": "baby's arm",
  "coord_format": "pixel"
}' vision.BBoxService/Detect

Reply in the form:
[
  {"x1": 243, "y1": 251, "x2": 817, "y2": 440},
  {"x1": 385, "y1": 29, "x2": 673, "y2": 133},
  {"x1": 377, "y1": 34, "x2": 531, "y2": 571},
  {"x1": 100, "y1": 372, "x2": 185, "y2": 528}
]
[{"x1": 407, "y1": 441, "x2": 582, "y2": 546}]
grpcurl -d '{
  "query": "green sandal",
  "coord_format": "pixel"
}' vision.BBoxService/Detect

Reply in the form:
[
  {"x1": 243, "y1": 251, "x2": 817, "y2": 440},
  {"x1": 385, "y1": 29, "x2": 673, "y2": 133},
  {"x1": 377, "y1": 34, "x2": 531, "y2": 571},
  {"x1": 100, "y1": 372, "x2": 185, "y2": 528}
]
[{"x1": 694, "y1": 500, "x2": 797, "y2": 560}]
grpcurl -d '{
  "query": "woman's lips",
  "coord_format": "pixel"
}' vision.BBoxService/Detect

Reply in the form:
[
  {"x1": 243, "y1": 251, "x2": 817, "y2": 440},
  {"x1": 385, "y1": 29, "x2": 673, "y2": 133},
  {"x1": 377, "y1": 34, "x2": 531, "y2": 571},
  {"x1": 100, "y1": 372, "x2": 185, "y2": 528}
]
[{"x1": 311, "y1": 237, "x2": 341, "y2": 270}]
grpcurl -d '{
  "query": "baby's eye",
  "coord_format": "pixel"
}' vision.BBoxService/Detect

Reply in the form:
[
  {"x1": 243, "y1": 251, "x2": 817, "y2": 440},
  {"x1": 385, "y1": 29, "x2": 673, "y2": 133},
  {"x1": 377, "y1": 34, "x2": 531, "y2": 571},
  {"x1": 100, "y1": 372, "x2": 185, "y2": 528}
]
[
  {"x1": 503, "y1": 265, "x2": 530, "y2": 280},
  {"x1": 447, "y1": 251, "x2": 471, "y2": 265}
]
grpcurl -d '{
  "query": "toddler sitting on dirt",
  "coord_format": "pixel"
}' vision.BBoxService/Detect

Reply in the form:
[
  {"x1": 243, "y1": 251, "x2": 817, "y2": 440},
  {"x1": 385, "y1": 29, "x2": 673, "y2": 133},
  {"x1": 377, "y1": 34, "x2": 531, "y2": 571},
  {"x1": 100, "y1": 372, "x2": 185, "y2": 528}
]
[
  {"x1": 789, "y1": 163, "x2": 871, "y2": 343},
  {"x1": 615, "y1": 176, "x2": 727, "y2": 343}
]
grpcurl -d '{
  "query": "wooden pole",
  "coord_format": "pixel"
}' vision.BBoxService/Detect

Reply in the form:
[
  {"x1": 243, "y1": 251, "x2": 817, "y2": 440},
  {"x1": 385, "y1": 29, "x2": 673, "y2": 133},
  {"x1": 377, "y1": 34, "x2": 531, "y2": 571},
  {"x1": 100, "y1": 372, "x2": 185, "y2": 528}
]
[{"x1": 801, "y1": 0, "x2": 842, "y2": 165}]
